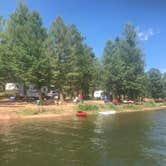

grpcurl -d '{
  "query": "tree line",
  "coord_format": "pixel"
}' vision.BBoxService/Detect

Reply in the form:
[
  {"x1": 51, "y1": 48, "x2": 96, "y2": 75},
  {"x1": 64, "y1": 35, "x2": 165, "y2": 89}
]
[{"x1": 0, "y1": 2, "x2": 165, "y2": 101}]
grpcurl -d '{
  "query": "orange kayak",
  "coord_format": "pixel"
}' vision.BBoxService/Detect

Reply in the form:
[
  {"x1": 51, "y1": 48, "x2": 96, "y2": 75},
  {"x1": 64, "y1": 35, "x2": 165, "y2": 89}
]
[{"x1": 76, "y1": 111, "x2": 87, "y2": 117}]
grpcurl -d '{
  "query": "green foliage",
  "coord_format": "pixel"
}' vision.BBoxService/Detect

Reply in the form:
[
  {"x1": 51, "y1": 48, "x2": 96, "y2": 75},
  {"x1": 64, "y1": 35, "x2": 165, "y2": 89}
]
[
  {"x1": 47, "y1": 16, "x2": 96, "y2": 99},
  {"x1": 76, "y1": 104, "x2": 99, "y2": 111},
  {"x1": 162, "y1": 73, "x2": 166, "y2": 98},
  {"x1": 100, "y1": 101, "x2": 162, "y2": 112},
  {"x1": 122, "y1": 104, "x2": 143, "y2": 110},
  {"x1": 7, "y1": 2, "x2": 46, "y2": 80},
  {"x1": 0, "y1": 16, "x2": 9, "y2": 85},
  {"x1": 102, "y1": 23, "x2": 145, "y2": 100},
  {"x1": 16, "y1": 107, "x2": 61, "y2": 115},
  {"x1": 143, "y1": 100, "x2": 156, "y2": 107},
  {"x1": 147, "y1": 68, "x2": 163, "y2": 99},
  {"x1": 100, "y1": 103, "x2": 121, "y2": 111},
  {"x1": 90, "y1": 58, "x2": 104, "y2": 96},
  {"x1": 0, "y1": 1, "x2": 50, "y2": 99}
]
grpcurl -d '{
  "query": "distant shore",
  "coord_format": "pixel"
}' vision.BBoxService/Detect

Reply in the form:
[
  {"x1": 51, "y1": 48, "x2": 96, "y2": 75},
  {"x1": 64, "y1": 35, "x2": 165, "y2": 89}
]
[{"x1": 0, "y1": 99, "x2": 166, "y2": 120}]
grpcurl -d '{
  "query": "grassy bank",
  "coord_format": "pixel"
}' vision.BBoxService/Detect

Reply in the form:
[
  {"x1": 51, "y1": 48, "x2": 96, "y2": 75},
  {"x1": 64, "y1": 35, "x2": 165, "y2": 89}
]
[
  {"x1": 16, "y1": 106, "x2": 64, "y2": 116},
  {"x1": 3, "y1": 100, "x2": 166, "y2": 118},
  {"x1": 75, "y1": 101, "x2": 166, "y2": 113}
]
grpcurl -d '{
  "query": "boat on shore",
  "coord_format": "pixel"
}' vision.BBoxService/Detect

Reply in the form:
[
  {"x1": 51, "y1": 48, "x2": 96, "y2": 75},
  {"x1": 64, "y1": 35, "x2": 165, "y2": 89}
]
[{"x1": 76, "y1": 111, "x2": 87, "y2": 117}]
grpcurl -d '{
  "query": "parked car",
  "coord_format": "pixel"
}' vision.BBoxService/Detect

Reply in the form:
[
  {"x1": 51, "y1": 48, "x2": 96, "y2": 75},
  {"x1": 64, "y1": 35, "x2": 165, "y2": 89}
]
[{"x1": 123, "y1": 100, "x2": 134, "y2": 104}]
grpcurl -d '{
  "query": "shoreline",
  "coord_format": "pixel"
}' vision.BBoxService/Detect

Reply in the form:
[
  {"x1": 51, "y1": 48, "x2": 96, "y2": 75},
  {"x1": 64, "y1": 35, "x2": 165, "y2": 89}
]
[
  {"x1": 116, "y1": 106, "x2": 166, "y2": 114},
  {"x1": 0, "y1": 101, "x2": 166, "y2": 120},
  {"x1": 0, "y1": 111, "x2": 75, "y2": 121}
]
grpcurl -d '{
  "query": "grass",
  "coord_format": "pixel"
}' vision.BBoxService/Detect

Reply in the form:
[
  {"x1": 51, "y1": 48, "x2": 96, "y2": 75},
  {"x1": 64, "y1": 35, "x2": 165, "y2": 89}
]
[
  {"x1": 17, "y1": 108, "x2": 41, "y2": 115},
  {"x1": 99, "y1": 103, "x2": 121, "y2": 111},
  {"x1": 75, "y1": 101, "x2": 166, "y2": 113},
  {"x1": 75, "y1": 103, "x2": 99, "y2": 112},
  {"x1": 99, "y1": 103, "x2": 142, "y2": 111},
  {"x1": 122, "y1": 104, "x2": 143, "y2": 110},
  {"x1": 16, "y1": 106, "x2": 63, "y2": 116},
  {"x1": 75, "y1": 103, "x2": 121, "y2": 112},
  {"x1": 16, "y1": 100, "x2": 166, "y2": 116},
  {"x1": 143, "y1": 100, "x2": 157, "y2": 107}
]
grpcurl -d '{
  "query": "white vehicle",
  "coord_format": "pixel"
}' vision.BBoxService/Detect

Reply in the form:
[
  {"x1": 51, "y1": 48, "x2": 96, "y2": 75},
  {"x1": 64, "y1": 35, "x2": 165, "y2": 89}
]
[
  {"x1": 47, "y1": 90, "x2": 59, "y2": 99},
  {"x1": 5, "y1": 83, "x2": 24, "y2": 97},
  {"x1": 5, "y1": 83, "x2": 48, "y2": 98},
  {"x1": 5, "y1": 83, "x2": 17, "y2": 91},
  {"x1": 94, "y1": 90, "x2": 104, "y2": 99}
]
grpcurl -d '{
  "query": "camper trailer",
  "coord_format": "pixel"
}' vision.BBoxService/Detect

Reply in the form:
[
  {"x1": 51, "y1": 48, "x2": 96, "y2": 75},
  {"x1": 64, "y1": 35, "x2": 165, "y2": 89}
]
[
  {"x1": 26, "y1": 85, "x2": 39, "y2": 98},
  {"x1": 94, "y1": 90, "x2": 104, "y2": 100},
  {"x1": 5, "y1": 83, "x2": 48, "y2": 98},
  {"x1": 5, "y1": 83, "x2": 24, "y2": 97},
  {"x1": 26, "y1": 85, "x2": 48, "y2": 98}
]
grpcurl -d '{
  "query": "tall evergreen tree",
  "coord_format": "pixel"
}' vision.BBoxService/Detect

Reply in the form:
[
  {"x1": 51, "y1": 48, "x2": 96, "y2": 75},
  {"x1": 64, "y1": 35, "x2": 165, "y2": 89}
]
[
  {"x1": 47, "y1": 16, "x2": 75, "y2": 100},
  {"x1": 0, "y1": 16, "x2": 6, "y2": 87},
  {"x1": 90, "y1": 57, "x2": 104, "y2": 96},
  {"x1": 4, "y1": 1, "x2": 49, "y2": 98},
  {"x1": 121, "y1": 23, "x2": 145, "y2": 99},
  {"x1": 77, "y1": 45, "x2": 95, "y2": 98},
  {"x1": 0, "y1": 16, "x2": 16, "y2": 84},
  {"x1": 47, "y1": 16, "x2": 96, "y2": 100},
  {"x1": 147, "y1": 68, "x2": 164, "y2": 99},
  {"x1": 162, "y1": 73, "x2": 166, "y2": 99},
  {"x1": 102, "y1": 23, "x2": 145, "y2": 100},
  {"x1": 103, "y1": 39, "x2": 124, "y2": 98}
]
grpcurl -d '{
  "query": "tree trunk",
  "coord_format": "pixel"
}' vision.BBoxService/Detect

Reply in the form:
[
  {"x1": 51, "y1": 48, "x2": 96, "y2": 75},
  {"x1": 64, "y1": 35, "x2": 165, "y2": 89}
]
[{"x1": 59, "y1": 91, "x2": 65, "y2": 102}]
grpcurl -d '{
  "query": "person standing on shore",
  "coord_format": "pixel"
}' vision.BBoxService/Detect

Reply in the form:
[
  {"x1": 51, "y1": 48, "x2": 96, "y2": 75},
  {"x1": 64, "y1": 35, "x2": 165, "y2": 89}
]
[{"x1": 78, "y1": 93, "x2": 83, "y2": 103}]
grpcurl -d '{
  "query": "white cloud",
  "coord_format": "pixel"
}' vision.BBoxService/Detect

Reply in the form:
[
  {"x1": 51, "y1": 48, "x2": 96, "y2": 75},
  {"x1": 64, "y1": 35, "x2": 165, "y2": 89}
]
[
  {"x1": 160, "y1": 68, "x2": 166, "y2": 73},
  {"x1": 137, "y1": 28, "x2": 159, "y2": 41}
]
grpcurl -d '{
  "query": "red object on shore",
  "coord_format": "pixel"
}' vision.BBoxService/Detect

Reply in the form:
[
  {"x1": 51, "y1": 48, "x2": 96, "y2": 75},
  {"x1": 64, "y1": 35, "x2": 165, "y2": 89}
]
[
  {"x1": 113, "y1": 98, "x2": 119, "y2": 105},
  {"x1": 76, "y1": 111, "x2": 87, "y2": 117}
]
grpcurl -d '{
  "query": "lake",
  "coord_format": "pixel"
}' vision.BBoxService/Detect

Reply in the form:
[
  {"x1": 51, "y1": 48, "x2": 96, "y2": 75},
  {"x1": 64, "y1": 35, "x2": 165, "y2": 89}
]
[{"x1": 0, "y1": 110, "x2": 166, "y2": 166}]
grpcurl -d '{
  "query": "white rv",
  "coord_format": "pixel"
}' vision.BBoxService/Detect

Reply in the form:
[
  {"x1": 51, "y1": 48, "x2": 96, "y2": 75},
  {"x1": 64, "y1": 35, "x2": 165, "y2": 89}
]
[
  {"x1": 94, "y1": 90, "x2": 104, "y2": 99},
  {"x1": 5, "y1": 83, "x2": 24, "y2": 97},
  {"x1": 26, "y1": 85, "x2": 48, "y2": 98},
  {"x1": 5, "y1": 83, "x2": 18, "y2": 91},
  {"x1": 5, "y1": 83, "x2": 48, "y2": 98}
]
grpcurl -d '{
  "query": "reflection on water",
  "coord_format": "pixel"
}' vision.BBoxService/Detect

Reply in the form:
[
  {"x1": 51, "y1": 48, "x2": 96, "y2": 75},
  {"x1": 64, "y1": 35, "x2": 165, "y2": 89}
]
[{"x1": 0, "y1": 110, "x2": 166, "y2": 166}]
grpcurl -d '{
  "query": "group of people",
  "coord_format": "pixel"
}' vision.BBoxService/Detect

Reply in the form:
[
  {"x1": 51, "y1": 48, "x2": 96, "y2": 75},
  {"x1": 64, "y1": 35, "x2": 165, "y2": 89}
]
[{"x1": 73, "y1": 93, "x2": 83, "y2": 104}]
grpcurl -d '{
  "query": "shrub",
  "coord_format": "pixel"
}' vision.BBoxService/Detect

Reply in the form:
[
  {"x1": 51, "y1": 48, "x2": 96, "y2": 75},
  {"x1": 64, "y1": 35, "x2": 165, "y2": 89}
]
[
  {"x1": 76, "y1": 104, "x2": 99, "y2": 111},
  {"x1": 144, "y1": 101, "x2": 157, "y2": 107},
  {"x1": 123, "y1": 104, "x2": 142, "y2": 110}
]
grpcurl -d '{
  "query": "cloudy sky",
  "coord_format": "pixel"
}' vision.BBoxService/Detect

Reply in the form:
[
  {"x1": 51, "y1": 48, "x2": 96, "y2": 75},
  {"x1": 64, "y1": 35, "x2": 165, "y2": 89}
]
[{"x1": 0, "y1": 0, "x2": 166, "y2": 72}]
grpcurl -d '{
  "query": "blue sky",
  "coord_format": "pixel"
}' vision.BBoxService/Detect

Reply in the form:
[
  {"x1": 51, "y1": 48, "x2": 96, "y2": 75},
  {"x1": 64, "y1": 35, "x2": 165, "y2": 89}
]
[{"x1": 0, "y1": 0, "x2": 166, "y2": 72}]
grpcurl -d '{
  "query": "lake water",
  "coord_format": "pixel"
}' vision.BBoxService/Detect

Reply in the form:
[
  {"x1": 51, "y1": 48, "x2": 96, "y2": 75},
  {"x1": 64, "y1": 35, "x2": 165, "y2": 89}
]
[{"x1": 0, "y1": 110, "x2": 166, "y2": 166}]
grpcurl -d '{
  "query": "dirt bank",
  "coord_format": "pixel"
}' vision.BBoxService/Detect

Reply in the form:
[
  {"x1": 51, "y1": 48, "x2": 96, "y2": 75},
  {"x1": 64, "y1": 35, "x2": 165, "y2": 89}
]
[{"x1": 0, "y1": 99, "x2": 76, "y2": 120}]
